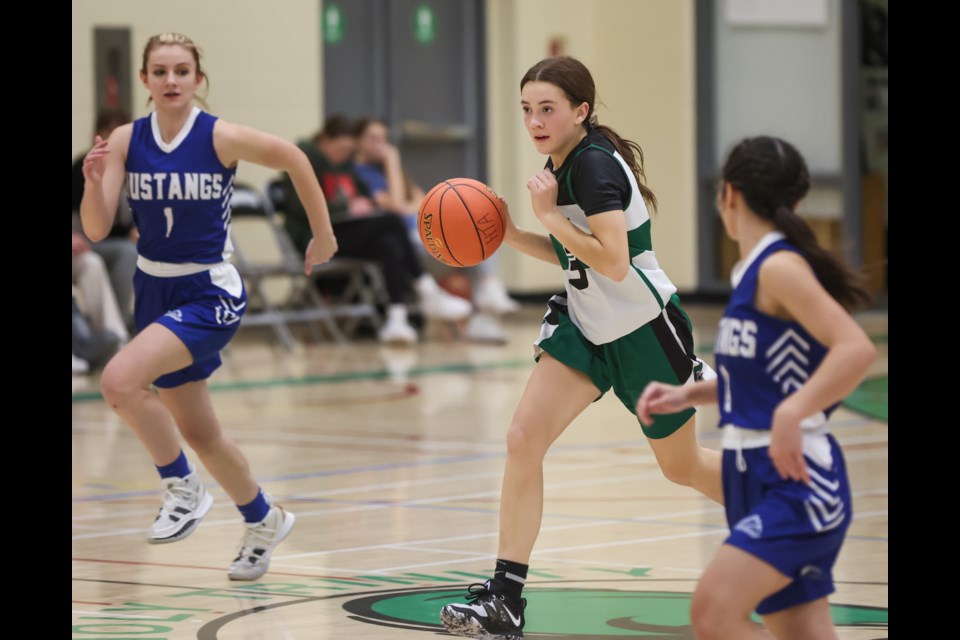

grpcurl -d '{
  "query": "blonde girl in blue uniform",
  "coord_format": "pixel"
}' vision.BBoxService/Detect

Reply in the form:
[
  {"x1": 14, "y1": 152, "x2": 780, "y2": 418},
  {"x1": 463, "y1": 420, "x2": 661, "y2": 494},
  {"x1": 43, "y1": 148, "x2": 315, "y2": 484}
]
[{"x1": 80, "y1": 32, "x2": 338, "y2": 580}]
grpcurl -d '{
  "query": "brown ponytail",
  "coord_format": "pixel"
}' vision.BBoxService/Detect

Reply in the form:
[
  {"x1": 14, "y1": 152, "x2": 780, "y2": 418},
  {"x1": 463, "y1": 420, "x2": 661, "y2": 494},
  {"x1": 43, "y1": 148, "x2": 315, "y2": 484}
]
[
  {"x1": 592, "y1": 123, "x2": 658, "y2": 211},
  {"x1": 723, "y1": 137, "x2": 871, "y2": 311}
]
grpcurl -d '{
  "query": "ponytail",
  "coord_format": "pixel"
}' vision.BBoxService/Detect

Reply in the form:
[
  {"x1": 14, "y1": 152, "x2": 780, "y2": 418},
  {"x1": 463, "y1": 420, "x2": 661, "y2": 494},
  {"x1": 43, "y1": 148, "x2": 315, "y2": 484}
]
[
  {"x1": 772, "y1": 206, "x2": 872, "y2": 312},
  {"x1": 592, "y1": 122, "x2": 658, "y2": 212},
  {"x1": 723, "y1": 136, "x2": 872, "y2": 312}
]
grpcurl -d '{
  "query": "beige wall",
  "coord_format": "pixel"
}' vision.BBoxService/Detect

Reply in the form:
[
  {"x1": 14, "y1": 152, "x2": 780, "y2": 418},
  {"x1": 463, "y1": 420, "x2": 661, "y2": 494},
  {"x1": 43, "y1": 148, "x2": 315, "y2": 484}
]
[
  {"x1": 486, "y1": 0, "x2": 698, "y2": 292},
  {"x1": 72, "y1": 0, "x2": 697, "y2": 290},
  {"x1": 71, "y1": 0, "x2": 322, "y2": 190}
]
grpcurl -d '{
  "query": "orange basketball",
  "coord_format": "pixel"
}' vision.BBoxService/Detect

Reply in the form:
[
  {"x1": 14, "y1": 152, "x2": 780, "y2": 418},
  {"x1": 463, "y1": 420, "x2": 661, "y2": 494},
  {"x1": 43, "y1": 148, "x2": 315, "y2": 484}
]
[{"x1": 417, "y1": 178, "x2": 505, "y2": 267}]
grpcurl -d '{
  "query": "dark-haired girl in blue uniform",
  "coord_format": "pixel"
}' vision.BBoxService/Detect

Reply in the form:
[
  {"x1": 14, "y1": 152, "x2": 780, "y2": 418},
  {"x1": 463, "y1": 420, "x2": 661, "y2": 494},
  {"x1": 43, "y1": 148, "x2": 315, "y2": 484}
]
[
  {"x1": 638, "y1": 136, "x2": 876, "y2": 639},
  {"x1": 80, "y1": 32, "x2": 338, "y2": 581}
]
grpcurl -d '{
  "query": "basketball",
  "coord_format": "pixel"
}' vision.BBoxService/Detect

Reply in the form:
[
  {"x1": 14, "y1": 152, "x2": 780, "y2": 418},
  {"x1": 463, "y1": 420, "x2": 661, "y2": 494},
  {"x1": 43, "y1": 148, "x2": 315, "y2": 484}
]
[{"x1": 417, "y1": 178, "x2": 506, "y2": 267}]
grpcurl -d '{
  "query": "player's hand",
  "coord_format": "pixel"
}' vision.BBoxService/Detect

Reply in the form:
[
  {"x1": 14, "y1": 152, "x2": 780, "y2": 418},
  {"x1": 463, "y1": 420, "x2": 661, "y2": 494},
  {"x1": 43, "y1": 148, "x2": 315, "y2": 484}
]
[
  {"x1": 498, "y1": 197, "x2": 519, "y2": 243},
  {"x1": 82, "y1": 135, "x2": 110, "y2": 185},
  {"x1": 304, "y1": 232, "x2": 338, "y2": 274},
  {"x1": 527, "y1": 169, "x2": 559, "y2": 223},
  {"x1": 636, "y1": 382, "x2": 689, "y2": 424},
  {"x1": 769, "y1": 405, "x2": 810, "y2": 485}
]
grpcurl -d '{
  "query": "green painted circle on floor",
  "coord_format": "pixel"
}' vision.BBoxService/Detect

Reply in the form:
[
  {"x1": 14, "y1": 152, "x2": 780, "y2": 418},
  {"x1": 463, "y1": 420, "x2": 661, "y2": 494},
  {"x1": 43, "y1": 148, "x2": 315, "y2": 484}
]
[
  {"x1": 353, "y1": 587, "x2": 887, "y2": 636},
  {"x1": 842, "y1": 376, "x2": 888, "y2": 421}
]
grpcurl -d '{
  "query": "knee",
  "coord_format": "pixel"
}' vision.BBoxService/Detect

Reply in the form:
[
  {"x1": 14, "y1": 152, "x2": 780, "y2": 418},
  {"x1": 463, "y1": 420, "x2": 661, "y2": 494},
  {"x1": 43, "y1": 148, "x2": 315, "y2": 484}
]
[
  {"x1": 690, "y1": 589, "x2": 726, "y2": 640},
  {"x1": 505, "y1": 422, "x2": 547, "y2": 462},
  {"x1": 99, "y1": 360, "x2": 140, "y2": 409},
  {"x1": 657, "y1": 455, "x2": 695, "y2": 488}
]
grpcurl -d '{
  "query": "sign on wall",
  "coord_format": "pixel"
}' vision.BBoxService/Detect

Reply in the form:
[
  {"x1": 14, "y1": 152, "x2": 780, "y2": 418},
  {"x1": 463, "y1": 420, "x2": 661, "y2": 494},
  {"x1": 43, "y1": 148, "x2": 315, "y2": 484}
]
[
  {"x1": 414, "y1": 4, "x2": 436, "y2": 44},
  {"x1": 324, "y1": 3, "x2": 345, "y2": 44},
  {"x1": 726, "y1": 0, "x2": 828, "y2": 27}
]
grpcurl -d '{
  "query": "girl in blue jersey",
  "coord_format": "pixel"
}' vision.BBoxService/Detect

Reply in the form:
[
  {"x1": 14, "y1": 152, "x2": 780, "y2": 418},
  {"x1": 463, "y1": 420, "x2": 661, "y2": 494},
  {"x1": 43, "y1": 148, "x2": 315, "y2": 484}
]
[
  {"x1": 441, "y1": 56, "x2": 721, "y2": 640},
  {"x1": 638, "y1": 136, "x2": 875, "y2": 639},
  {"x1": 79, "y1": 32, "x2": 338, "y2": 581}
]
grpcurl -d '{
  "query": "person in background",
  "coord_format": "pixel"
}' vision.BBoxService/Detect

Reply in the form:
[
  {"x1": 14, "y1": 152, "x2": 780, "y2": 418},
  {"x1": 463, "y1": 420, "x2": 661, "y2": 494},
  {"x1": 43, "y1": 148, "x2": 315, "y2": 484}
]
[
  {"x1": 73, "y1": 230, "x2": 127, "y2": 373},
  {"x1": 282, "y1": 115, "x2": 472, "y2": 345},
  {"x1": 73, "y1": 107, "x2": 139, "y2": 333},
  {"x1": 353, "y1": 117, "x2": 521, "y2": 343}
]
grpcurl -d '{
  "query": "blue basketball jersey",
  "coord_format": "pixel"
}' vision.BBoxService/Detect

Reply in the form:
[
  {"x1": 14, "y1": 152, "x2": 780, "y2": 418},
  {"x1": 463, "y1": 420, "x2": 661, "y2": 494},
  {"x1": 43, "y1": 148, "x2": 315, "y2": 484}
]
[
  {"x1": 715, "y1": 232, "x2": 836, "y2": 431},
  {"x1": 126, "y1": 107, "x2": 236, "y2": 264}
]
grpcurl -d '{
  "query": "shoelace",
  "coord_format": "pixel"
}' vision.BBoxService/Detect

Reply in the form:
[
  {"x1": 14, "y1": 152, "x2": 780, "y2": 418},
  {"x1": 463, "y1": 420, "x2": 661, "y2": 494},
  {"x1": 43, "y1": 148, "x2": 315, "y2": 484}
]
[
  {"x1": 233, "y1": 518, "x2": 278, "y2": 560},
  {"x1": 159, "y1": 482, "x2": 198, "y2": 516},
  {"x1": 464, "y1": 582, "x2": 498, "y2": 604}
]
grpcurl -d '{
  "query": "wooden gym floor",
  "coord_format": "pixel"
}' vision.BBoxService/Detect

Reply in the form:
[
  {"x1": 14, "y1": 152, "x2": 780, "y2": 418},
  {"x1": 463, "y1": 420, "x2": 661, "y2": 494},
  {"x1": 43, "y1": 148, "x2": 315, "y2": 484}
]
[{"x1": 72, "y1": 304, "x2": 888, "y2": 639}]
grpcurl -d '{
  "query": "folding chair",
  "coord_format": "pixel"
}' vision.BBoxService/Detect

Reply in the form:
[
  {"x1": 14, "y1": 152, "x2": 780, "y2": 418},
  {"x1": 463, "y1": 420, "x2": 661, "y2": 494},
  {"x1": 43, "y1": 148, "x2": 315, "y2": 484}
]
[
  {"x1": 262, "y1": 178, "x2": 391, "y2": 338},
  {"x1": 230, "y1": 184, "x2": 378, "y2": 347}
]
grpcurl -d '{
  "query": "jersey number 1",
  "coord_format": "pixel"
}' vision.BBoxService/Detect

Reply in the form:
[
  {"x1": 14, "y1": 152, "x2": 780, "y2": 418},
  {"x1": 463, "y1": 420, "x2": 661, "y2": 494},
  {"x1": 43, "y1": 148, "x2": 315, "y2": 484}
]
[
  {"x1": 718, "y1": 364, "x2": 732, "y2": 413},
  {"x1": 164, "y1": 207, "x2": 174, "y2": 238}
]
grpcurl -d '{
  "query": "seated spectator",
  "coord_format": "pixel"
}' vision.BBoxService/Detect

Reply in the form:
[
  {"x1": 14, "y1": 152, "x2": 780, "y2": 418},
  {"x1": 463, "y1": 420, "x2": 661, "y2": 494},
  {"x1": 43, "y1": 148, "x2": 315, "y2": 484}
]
[
  {"x1": 281, "y1": 115, "x2": 471, "y2": 345},
  {"x1": 72, "y1": 296, "x2": 121, "y2": 374},
  {"x1": 73, "y1": 230, "x2": 127, "y2": 372},
  {"x1": 72, "y1": 107, "x2": 139, "y2": 333},
  {"x1": 353, "y1": 117, "x2": 521, "y2": 343}
]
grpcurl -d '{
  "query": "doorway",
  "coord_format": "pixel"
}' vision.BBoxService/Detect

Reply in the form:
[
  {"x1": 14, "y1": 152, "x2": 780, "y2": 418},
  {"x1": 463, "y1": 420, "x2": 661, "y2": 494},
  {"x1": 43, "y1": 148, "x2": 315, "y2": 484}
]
[{"x1": 321, "y1": 0, "x2": 488, "y2": 188}]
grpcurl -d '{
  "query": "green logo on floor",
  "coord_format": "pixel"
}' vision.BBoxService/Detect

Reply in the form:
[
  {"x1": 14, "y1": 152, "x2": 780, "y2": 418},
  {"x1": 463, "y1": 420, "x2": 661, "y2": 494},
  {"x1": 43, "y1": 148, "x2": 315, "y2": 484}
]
[{"x1": 343, "y1": 586, "x2": 888, "y2": 637}]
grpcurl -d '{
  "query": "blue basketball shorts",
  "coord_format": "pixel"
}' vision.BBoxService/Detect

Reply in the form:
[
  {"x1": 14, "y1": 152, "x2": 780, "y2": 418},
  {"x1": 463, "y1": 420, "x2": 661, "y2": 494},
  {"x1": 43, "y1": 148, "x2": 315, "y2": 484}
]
[
  {"x1": 134, "y1": 262, "x2": 247, "y2": 388},
  {"x1": 722, "y1": 429, "x2": 852, "y2": 615}
]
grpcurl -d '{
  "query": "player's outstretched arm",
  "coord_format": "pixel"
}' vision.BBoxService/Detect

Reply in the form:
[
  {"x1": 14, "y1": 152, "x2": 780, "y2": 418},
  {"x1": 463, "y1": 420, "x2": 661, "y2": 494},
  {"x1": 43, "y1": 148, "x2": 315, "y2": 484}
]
[{"x1": 214, "y1": 121, "x2": 338, "y2": 273}]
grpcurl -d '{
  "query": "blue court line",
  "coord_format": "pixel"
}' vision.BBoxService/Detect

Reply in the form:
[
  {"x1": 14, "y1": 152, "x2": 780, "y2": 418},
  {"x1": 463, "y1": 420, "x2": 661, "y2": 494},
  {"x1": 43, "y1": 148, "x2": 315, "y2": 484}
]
[
  {"x1": 70, "y1": 440, "x2": 651, "y2": 503},
  {"x1": 71, "y1": 434, "x2": 685, "y2": 503},
  {"x1": 275, "y1": 496, "x2": 886, "y2": 543},
  {"x1": 71, "y1": 413, "x2": 882, "y2": 504},
  {"x1": 71, "y1": 452, "x2": 499, "y2": 503}
]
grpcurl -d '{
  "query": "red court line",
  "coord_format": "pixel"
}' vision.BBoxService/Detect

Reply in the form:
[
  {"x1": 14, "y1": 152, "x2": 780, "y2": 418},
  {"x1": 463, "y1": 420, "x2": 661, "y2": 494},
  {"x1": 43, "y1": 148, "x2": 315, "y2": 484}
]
[{"x1": 72, "y1": 557, "x2": 371, "y2": 581}]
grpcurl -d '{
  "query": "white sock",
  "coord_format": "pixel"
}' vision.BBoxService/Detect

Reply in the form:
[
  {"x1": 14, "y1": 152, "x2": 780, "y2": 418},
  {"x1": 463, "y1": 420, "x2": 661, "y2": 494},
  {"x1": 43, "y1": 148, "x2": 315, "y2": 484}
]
[
  {"x1": 415, "y1": 274, "x2": 440, "y2": 296},
  {"x1": 386, "y1": 304, "x2": 409, "y2": 324}
]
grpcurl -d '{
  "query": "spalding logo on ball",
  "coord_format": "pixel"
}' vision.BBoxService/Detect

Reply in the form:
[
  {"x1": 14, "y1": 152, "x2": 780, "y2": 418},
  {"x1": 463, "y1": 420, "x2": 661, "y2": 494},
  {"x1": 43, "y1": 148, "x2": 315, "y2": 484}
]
[{"x1": 417, "y1": 178, "x2": 505, "y2": 267}]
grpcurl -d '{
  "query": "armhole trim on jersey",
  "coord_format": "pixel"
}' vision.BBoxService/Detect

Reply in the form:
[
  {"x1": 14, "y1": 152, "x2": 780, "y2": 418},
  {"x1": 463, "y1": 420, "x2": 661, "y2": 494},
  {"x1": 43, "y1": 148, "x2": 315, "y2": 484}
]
[
  {"x1": 563, "y1": 169, "x2": 577, "y2": 206},
  {"x1": 209, "y1": 117, "x2": 237, "y2": 172},
  {"x1": 570, "y1": 143, "x2": 633, "y2": 213}
]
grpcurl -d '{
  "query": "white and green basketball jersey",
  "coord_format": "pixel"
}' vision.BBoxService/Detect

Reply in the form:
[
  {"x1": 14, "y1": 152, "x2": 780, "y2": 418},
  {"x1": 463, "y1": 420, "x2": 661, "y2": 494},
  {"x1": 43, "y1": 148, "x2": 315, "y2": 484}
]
[{"x1": 547, "y1": 130, "x2": 677, "y2": 345}]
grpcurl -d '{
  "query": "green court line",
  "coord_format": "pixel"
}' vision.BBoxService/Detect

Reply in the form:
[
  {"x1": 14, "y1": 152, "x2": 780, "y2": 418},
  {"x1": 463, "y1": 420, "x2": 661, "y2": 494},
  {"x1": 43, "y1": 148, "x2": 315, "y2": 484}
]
[
  {"x1": 840, "y1": 375, "x2": 888, "y2": 422},
  {"x1": 72, "y1": 334, "x2": 888, "y2": 406},
  {"x1": 71, "y1": 359, "x2": 534, "y2": 403}
]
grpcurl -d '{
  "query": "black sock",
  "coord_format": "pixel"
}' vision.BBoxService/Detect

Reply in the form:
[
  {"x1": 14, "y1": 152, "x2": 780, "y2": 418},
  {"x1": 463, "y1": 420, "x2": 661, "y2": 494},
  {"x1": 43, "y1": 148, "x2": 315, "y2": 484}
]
[{"x1": 493, "y1": 558, "x2": 528, "y2": 603}]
